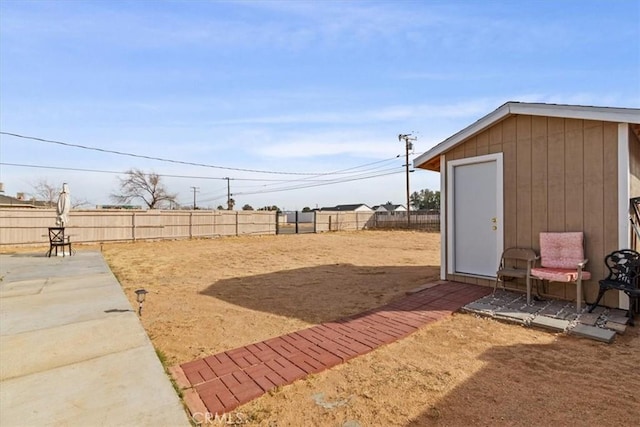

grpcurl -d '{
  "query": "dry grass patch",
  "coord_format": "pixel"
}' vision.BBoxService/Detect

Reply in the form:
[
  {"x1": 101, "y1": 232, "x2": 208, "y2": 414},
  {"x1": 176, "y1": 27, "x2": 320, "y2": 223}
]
[
  {"x1": 102, "y1": 231, "x2": 440, "y2": 366},
  {"x1": 14, "y1": 230, "x2": 636, "y2": 426}
]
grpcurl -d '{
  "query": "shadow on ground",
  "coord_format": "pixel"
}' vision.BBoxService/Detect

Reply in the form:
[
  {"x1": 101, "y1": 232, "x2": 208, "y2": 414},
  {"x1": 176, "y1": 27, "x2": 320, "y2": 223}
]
[
  {"x1": 199, "y1": 264, "x2": 440, "y2": 324},
  {"x1": 406, "y1": 328, "x2": 640, "y2": 426}
]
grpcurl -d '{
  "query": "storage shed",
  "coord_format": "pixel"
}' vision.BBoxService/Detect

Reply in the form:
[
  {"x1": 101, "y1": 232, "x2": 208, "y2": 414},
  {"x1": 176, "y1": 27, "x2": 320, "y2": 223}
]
[{"x1": 414, "y1": 102, "x2": 640, "y2": 309}]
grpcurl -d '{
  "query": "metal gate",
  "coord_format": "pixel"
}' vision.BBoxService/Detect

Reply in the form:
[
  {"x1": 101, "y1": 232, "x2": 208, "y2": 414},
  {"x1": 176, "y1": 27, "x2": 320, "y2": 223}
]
[{"x1": 276, "y1": 211, "x2": 316, "y2": 234}]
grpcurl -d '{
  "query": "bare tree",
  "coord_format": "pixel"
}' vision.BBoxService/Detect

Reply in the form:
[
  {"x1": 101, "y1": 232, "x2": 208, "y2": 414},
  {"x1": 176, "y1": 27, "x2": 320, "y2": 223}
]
[
  {"x1": 72, "y1": 198, "x2": 93, "y2": 209},
  {"x1": 30, "y1": 178, "x2": 58, "y2": 207},
  {"x1": 111, "y1": 169, "x2": 177, "y2": 209}
]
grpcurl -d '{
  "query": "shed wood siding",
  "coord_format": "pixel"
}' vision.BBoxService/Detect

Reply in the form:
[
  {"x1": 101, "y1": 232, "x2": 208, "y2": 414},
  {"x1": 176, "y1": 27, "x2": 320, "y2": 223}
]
[{"x1": 445, "y1": 115, "x2": 620, "y2": 307}]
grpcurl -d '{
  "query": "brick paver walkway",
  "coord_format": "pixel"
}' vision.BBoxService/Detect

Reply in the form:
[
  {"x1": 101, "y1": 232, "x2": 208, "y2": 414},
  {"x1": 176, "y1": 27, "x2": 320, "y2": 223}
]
[{"x1": 170, "y1": 281, "x2": 490, "y2": 416}]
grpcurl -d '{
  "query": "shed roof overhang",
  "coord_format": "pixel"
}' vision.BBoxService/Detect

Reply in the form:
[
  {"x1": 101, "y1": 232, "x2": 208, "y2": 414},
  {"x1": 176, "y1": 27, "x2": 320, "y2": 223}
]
[{"x1": 414, "y1": 102, "x2": 640, "y2": 172}]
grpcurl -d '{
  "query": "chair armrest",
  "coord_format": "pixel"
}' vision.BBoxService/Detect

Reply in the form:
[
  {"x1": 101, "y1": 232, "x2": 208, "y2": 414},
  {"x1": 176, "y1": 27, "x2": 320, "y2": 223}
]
[{"x1": 576, "y1": 259, "x2": 588, "y2": 282}]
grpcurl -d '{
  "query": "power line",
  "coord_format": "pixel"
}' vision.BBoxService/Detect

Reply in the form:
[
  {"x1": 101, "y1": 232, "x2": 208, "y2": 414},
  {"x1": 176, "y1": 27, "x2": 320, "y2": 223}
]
[
  {"x1": 233, "y1": 164, "x2": 404, "y2": 195},
  {"x1": 0, "y1": 162, "x2": 224, "y2": 180},
  {"x1": 232, "y1": 155, "x2": 403, "y2": 191},
  {"x1": 1, "y1": 161, "x2": 405, "y2": 198},
  {"x1": 234, "y1": 169, "x2": 405, "y2": 196},
  {"x1": 0, "y1": 162, "x2": 347, "y2": 182},
  {"x1": 1, "y1": 131, "x2": 403, "y2": 176}
]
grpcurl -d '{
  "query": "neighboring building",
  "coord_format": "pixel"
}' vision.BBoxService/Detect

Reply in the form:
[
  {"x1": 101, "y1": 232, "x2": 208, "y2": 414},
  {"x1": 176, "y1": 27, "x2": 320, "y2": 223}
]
[
  {"x1": 414, "y1": 101, "x2": 640, "y2": 309},
  {"x1": 0, "y1": 193, "x2": 50, "y2": 208},
  {"x1": 319, "y1": 204, "x2": 373, "y2": 212},
  {"x1": 373, "y1": 203, "x2": 407, "y2": 214}
]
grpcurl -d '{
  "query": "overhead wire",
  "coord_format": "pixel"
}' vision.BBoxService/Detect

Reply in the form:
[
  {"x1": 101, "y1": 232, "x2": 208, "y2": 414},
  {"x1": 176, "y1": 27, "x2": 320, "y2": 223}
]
[
  {"x1": 1, "y1": 132, "x2": 423, "y2": 199},
  {"x1": 1, "y1": 131, "x2": 409, "y2": 176},
  {"x1": 0, "y1": 162, "x2": 408, "y2": 197},
  {"x1": 234, "y1": 167, "x2": 405, "y2": 196},
  {"x1": 232, "y1": 155, "x2": 404, "y2": 190},
  {"x1": 0, "y1": 162, "x2": 355, "y2": 182},
  {"x1": 235, "y1": 171, "x2": 404, "y2": 196}
]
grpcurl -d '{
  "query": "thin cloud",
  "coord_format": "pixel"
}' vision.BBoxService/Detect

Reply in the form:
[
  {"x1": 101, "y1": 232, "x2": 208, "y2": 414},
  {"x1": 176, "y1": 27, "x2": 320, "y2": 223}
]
[
  {"x1": 254, "y1": 133, "x2": 399, "y2": 159},
  {"x1": 208, "y1": 99, "x2": 498, "y2": 126}
]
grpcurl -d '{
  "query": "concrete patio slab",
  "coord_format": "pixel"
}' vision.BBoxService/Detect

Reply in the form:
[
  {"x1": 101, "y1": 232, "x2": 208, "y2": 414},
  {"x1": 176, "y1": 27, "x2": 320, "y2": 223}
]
[
  {"x1": 1, "y1": 314, "x2": 140, "y2": 380},
  {"x1": 1, "y1": 345, "x2": 189, "y2": 426},
  {"x1": 577, "y1": 313, "x2": 599, "y2": 326},
  {"x1": 607, "y1": 314, "x2": 630, "y2": 325},
  {"x1": 529, "y1": 315, "x2": 570, "y2": 332},
  {"x1": 493, "y1": 310, "x2": 531, "y2": 324},
  {"x1": 604, "y1": 321, "x2": 627, "y2": 334},
  {"x1": 463, "y1": 288, "x2": 638, "y2": 343},
  {"x1": 0, "y1": 252, "x2": 189, "y2": 427},
  {"x1": 570, "y1": 324, "x2": 616, "y2": 343}
]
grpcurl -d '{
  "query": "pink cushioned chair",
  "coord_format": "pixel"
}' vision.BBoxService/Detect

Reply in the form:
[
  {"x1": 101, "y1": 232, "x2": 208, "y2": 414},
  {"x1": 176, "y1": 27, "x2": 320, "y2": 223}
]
[{"x1": 530, "y1": 232, "x2": 590, "y2": 312}]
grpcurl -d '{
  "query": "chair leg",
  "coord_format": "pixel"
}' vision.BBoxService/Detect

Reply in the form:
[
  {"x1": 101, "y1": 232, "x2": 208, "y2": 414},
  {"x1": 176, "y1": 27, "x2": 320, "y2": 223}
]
[
  {"x1": 624, "y1": 292, "x2": 638, "y2": 326},
  {"x1": 533, "y1": 278, "x2": 547, "y2": 300},
  {"x1": 576, "y1": 279, "x2": 582, "y2": 313},
  {"x1": 525, "y1": 274, "x2": 531, "y2": 305},
  {"x1": 588, "y1": 287, "x2": 607, "y2": 313}
]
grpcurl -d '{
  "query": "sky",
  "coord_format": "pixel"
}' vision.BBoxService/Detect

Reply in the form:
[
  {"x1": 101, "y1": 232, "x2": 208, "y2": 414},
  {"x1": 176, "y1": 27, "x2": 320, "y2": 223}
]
[{"x1": 1, "y1": 0, "x2": 639, "y2": 211}]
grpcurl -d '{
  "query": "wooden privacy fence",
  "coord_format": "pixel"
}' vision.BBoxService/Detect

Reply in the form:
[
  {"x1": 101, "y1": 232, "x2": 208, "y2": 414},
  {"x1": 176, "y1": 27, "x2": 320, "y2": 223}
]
[
  {"x1": 0, "y1": 209, "x2": 277, "y2": 246},
  {"x1": 315, "y1": 211, "x2": 376, "y2": 231},
  {"x1": 373, "y1": 212, "x2": 440, "y2": 231},
  {"x1": 0, "y1": 209, "x2": 440, "y2": 246},
  {"x1": 315, "y1": 211, "x2": 440, "y2": 232}
]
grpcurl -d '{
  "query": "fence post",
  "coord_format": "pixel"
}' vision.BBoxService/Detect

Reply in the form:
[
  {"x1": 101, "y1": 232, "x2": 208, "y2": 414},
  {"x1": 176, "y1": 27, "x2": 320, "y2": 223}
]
[
  {"x1": 313, "y1": 211, "x2": 317, "y2": 234},
  {"x1": 295, "y1": 211, "x2": 299, "y2": 234},
  {"x1": 356, "y1": 213, "x2": 359, "y2": 230},
  {"x1": 132, "y1": 212, "x2": 136, "y2": 242},
  {"x1": 189, "y1": 211, "x2": 193, "y2": 239},
  {"x1": 235, "y1": 211, "x2": 239, "y2": 236}
]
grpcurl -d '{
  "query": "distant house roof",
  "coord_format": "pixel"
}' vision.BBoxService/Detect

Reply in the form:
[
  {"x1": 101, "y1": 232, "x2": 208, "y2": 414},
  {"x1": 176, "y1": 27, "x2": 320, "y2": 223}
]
[
  {"x1": 0, "y1": 194, "x2": 49, "y2": 208},
  {"x1": 374, "y1": 203, "x2": 406, "y2": 212},
  {"x1": 385, "y1": 203, "x2": 405, "y2": 211},
  {"x1": 319, "y1": 204, "x2": 372, "y2": 211},
  {"x1": 414, "y1": 101, "x2": 640, "y2": 171}
]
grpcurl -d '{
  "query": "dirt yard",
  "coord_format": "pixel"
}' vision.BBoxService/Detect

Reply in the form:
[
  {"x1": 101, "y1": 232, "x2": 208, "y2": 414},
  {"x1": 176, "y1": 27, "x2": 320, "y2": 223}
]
[{"x1": 11, "y1": 231, "x2": 638, "y2": 426}]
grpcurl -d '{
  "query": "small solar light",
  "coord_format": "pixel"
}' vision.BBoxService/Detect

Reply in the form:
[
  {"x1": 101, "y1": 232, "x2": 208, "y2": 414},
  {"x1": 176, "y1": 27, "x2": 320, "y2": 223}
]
[{"x1": 134, "y1": 289, "x2": 149, "y2": 316}]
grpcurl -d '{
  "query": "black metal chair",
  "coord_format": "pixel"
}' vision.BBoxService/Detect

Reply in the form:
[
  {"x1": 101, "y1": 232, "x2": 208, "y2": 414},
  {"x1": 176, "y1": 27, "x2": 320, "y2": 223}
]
[
  {"x1": 588, "y1": 249, "x2": 640, "y2": 325},
  {"x1": 47, "y1": 227, "x2": 72, "y2": 257}
]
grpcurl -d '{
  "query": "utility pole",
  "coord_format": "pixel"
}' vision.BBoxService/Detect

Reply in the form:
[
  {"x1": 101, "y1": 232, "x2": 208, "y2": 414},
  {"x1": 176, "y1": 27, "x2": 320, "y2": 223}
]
[
  {"x1": 398, "y1": 133, "x2": 417, "y2": 227},
  {"x1": 190, "y1": 186, "x2": 199, "y2": 210},
  {"x1": 225, "y1": 177, "x2": 231, "y2": 210}
]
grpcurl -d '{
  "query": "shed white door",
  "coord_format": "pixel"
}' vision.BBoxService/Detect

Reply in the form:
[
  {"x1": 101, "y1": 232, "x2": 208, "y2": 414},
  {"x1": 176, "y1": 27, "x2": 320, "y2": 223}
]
[{"x1": 447, "y1": 154, "x2": 503, "y2": 277}]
